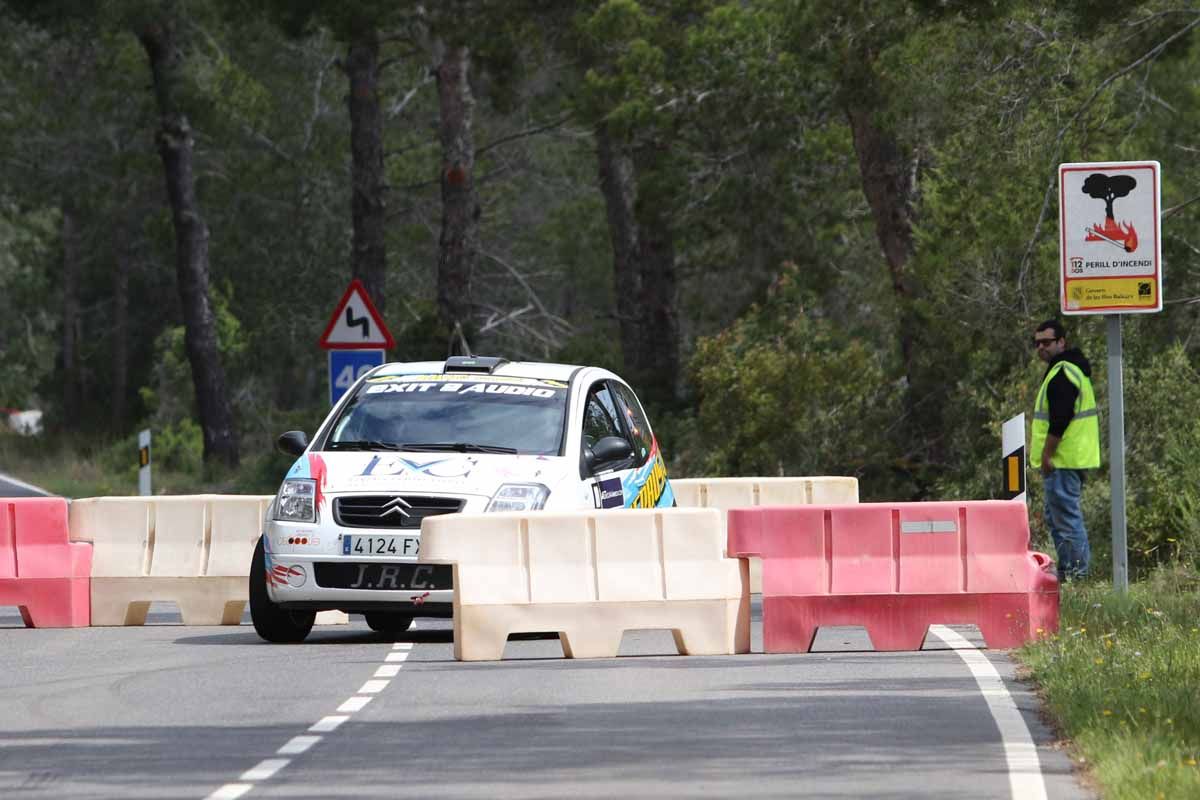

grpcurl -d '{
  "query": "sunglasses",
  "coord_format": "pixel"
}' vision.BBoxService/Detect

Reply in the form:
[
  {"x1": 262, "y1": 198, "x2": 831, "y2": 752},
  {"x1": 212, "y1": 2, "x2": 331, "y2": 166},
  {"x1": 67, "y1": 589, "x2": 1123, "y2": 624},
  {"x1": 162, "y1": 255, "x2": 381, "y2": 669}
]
[{"x1": 1032, "y1": 337, "x2": 1060, "y2": 348}]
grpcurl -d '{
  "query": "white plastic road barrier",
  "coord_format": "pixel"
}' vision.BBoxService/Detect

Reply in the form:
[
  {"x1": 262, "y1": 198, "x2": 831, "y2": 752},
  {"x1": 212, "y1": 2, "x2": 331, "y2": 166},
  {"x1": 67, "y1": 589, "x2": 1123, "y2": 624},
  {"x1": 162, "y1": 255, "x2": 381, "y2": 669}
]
[
  {"x1": 671, "y1": 477, "x2": 860, "y2": 593},
  {"x1": 421, "y1": 507, "x2": 750, "y2": 661},
  {"x1": 69, "y1": 496, "x2": 347, "y2": 627}
]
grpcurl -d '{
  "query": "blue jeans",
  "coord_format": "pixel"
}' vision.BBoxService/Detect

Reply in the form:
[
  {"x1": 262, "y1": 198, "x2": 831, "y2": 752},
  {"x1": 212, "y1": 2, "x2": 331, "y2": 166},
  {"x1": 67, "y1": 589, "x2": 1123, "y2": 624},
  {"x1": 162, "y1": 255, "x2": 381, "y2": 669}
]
[{"x1": 1043, "y1": 468, "x2": 1090, "y2": 581}]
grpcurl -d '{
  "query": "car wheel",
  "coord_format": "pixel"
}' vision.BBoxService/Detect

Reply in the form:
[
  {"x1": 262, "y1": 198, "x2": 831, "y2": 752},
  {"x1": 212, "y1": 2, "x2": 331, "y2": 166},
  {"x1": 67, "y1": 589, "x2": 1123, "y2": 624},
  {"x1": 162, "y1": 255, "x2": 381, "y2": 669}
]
[
  {"x1": 249, "y1": 538, "x2": 316, "y2": 643},
  {"x1": 364, "y1": 612, "x2": 413, "y2": 633}
]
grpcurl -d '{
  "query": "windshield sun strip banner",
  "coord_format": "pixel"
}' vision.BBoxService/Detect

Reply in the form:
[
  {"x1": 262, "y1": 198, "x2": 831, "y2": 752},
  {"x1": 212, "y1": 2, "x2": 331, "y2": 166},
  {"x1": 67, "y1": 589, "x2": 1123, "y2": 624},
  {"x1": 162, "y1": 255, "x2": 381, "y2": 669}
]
[
  {"x1": 365, "y1": 373, "x2": 568, "y2": 389},
  {"x1": 364, "y1": 381, "x2": 564, "y2": 398}
]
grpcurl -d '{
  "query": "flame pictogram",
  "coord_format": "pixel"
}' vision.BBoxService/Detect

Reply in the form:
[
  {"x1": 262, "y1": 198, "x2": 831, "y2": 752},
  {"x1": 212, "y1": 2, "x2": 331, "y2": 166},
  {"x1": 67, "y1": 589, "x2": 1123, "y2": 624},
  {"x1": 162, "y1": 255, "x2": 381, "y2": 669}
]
[{"x1": 1086, "y1": 217, "x2": 1138, "y2": 253}]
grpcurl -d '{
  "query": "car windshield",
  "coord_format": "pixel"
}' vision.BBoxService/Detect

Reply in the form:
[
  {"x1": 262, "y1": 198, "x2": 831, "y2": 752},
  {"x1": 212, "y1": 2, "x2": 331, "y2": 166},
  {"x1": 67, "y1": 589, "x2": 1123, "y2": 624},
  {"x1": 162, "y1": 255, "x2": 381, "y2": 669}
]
[{"x1": 325, "y1": 374, "x2": 568, "y2": 456}]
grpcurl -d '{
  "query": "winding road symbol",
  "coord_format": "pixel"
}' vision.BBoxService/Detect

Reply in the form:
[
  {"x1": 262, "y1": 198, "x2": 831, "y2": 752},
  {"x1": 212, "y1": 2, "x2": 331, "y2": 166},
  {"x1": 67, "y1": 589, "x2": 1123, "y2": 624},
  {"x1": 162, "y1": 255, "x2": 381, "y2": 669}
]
[{"x1": 345, "y1": 307, "x2": 371, "y2": 338}]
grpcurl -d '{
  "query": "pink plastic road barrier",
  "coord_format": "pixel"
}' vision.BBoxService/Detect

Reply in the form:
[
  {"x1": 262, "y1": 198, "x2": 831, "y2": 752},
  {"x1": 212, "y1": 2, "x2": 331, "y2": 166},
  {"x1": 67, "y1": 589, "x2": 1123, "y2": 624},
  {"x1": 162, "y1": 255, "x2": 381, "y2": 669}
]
[
  {"x1": 0, "y1": 498, "x2": 92, "y2": 627},
  {"x1": 727, "y1": 501, "x2": 1058, "y2": 652}
]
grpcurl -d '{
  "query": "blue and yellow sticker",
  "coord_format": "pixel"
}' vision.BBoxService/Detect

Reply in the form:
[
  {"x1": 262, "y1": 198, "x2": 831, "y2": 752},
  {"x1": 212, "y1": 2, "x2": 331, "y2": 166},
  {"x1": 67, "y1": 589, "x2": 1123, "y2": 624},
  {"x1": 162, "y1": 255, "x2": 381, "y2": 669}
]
[{"x1": 622, "y1": 442, "x2": 674, "y2": 508}]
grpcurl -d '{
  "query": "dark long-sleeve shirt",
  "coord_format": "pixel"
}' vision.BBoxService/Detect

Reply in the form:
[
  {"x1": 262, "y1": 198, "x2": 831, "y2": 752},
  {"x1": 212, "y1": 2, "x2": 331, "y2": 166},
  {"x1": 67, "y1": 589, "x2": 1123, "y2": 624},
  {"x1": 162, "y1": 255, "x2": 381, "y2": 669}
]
[{"x1": 1043, "y1": 348, "x2": 1092, "y2": 438}]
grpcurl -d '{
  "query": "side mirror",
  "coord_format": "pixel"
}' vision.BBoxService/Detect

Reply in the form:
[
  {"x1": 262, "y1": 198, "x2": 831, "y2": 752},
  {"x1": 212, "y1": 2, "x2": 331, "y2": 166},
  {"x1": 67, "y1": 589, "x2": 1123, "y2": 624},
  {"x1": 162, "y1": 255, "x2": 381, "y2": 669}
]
[
  {"x1": 590, "y1": 436, "x2": 633, "y2": 469},
  {"x1": 276, "y1": 430, "x2": 309, "y2": 457}
]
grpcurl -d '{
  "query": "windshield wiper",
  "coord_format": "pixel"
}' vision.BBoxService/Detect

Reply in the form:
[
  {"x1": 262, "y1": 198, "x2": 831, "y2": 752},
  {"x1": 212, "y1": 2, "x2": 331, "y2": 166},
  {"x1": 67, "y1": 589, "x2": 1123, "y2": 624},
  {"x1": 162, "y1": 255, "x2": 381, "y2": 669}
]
[
  {"x1": 399, "y1": 442, "x2": 519, "y2": 454},
  {"x1": 326, "y1": 440, "x2": 405, "y2": 451}
]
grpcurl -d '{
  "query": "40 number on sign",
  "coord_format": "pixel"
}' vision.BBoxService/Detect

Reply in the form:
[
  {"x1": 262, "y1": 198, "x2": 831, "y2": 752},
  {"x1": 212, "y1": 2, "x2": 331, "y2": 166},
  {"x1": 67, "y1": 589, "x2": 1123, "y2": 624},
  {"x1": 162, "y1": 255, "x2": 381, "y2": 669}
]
[{"x1": 328, "y1": 350, "x2": 385, "y2": 405}]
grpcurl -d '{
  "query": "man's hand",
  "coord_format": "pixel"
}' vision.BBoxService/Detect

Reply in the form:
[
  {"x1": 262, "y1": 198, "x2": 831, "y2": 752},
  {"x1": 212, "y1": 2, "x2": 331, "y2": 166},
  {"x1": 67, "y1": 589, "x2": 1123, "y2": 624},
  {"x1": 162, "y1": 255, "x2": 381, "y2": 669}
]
[{"x1": 1042, "y1": 434, "x2": 1061, "y2": 477}]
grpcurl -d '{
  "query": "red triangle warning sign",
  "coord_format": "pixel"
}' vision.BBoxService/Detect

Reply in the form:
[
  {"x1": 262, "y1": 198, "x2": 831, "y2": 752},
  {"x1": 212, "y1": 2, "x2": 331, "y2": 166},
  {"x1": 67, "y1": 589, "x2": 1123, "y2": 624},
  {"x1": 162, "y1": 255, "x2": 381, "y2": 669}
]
[{"x1": 318, "y1": 279, "x2": 395, "y2": 350}]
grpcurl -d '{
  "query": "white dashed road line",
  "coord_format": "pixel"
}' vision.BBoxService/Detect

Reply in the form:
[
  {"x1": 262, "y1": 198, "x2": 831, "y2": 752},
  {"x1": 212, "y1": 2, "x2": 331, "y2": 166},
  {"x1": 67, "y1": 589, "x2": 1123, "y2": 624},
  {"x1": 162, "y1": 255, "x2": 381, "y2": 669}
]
[
  {"x1": 277, "y1": 736, "x2": 321, "y2": 755},
  {"x1": 337, "y1": 695, "x2": 373, "y2": 713},
  {"x1": 310, "y1": 715, "x2": 350, "y2": 733},
  {"x1": 203, "y1": 641, "x2": 414, "y2": 799},
  {"x1": 240, "y1": 759, "x2": 289, "y2": 781},
  {"x1": 927, "y1": 625, "x2": 1049, "y2": 800}
]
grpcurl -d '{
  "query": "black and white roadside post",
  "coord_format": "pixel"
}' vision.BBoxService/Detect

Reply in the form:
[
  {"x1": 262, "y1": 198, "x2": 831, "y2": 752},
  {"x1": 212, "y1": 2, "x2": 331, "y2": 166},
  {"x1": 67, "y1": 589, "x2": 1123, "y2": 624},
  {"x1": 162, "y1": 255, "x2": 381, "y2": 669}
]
[
  {"x1": 1059, "y1": 161, "x2": 1163, "y2": 592},
  {"x1": 1001, "y1": 414, "x2": 1026, "y2": 503},
  {"x1": 318, "y1": 279, "x2": 396, "y2": 406},
  {"x1": 138, "y1": 428, "x2": 151, "y2": 496}
]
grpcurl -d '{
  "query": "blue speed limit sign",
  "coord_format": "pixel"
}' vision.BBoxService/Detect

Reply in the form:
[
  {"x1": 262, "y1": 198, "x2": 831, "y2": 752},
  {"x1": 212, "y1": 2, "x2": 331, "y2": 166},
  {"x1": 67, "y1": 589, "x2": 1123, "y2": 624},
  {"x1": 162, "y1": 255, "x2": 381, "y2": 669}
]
[{"x1": 328, "y1": 349, "x2": 384, "y2": 406}]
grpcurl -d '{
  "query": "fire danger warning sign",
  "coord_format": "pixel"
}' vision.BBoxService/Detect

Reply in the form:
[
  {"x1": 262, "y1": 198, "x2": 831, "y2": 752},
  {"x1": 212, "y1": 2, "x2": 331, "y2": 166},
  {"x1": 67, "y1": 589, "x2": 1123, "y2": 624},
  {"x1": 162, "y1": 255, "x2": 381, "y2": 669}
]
[{"x1": 1059, "y1": 160, "x2": 1162, "y2": 315}]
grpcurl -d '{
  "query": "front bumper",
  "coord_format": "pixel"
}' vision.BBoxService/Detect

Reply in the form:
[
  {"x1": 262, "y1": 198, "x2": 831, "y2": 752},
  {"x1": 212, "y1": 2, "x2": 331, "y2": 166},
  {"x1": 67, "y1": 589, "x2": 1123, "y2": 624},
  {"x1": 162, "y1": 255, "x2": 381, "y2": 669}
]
[{"x1": 262, "y1": 495, "x2": 483, "y2": 615}]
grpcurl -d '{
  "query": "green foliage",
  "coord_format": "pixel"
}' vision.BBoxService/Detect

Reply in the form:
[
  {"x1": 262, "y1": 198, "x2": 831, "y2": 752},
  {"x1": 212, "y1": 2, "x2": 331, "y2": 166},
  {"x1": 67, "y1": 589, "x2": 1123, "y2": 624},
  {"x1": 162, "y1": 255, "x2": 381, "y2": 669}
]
[
  {"x1": 1018, "y1": 570, "x2": 1200, "y2": 799},
  {"x1": 1123, "y1": 344, "x2": 1200, "y2": 571},
  {"x1": 684, "y1": 264, "x2": 901, "y2": 489},
  {"x1": 139, "y1": 283, "x2": 246, "y2": 426},
  {"x1": 0, "y1": 203, "x2": 59, "y2": 409}
]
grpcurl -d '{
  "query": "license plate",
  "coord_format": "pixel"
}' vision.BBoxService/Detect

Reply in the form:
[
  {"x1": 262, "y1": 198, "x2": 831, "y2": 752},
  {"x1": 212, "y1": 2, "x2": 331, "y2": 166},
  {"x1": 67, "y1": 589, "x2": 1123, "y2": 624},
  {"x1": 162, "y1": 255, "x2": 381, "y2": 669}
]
[
  {"x1": 314, "y1": 562, "x2": 452, "y2": 591},
  {"x1": 342, "y1": 535, "x2": 420, "y2": 557}
]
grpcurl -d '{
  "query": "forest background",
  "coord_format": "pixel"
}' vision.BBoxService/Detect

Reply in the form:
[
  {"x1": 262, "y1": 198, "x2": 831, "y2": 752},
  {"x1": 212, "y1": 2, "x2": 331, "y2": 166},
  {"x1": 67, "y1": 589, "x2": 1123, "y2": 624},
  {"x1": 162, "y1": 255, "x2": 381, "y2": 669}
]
[{"x1": 1, "y1": 0, "x2": 1199, "y2": 578}]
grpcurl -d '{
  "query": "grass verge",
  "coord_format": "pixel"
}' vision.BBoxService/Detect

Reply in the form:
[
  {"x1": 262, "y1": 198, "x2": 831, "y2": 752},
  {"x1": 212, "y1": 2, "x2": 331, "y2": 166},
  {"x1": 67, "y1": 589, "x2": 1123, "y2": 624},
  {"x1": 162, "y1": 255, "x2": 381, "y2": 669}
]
[
  {"x1": 0, "y1": 428, "x2": 293, "y2": 497},
  {"x1": 1016, "y1": 567, "x2": 1200, "y2": 800}
]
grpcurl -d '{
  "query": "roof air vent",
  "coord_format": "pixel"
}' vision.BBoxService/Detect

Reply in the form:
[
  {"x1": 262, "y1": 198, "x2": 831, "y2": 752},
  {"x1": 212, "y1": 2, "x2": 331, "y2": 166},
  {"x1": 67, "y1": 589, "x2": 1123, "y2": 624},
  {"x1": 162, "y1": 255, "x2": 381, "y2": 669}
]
[{"x1": 444, "y1": 356, "x2": 508, "y2": 374}]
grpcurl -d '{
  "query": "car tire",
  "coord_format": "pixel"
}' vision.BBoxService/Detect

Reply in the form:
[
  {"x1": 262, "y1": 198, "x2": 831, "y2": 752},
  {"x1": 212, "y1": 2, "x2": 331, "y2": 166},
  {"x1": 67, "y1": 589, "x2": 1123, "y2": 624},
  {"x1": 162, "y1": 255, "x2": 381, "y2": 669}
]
[
  {"x1": 364, "y1": 612, "x2": 413, "y2": 633},
  {"x1": 249, "y1": 538, "x2": 316, "y2": 644}
]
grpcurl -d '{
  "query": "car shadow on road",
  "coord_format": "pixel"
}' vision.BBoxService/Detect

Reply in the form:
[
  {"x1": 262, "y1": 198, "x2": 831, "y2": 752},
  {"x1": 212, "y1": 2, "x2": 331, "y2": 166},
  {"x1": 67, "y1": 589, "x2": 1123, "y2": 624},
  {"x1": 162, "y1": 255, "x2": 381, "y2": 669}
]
[{"x1": 173, "y1": 626, "x2": 455, "y2": 646}]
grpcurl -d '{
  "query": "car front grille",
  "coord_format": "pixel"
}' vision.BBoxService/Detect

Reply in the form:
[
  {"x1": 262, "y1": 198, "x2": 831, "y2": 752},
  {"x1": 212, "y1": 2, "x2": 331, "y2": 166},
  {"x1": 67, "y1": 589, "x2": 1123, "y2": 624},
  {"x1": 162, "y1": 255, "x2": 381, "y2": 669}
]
[{"x1": 333, "y1": 495, "x2": 464, "y2": 529}]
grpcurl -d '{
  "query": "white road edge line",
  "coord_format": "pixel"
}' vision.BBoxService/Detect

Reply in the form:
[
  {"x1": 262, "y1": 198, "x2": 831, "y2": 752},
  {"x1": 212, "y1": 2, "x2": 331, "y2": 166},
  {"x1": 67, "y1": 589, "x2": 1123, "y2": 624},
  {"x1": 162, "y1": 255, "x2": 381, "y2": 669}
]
[
  {"x1": 0, "y1": 470, "x2": 53, "y2": 497},
  {"x1": 927, "y1": 625, "x2": 1049, "y2": 800}
]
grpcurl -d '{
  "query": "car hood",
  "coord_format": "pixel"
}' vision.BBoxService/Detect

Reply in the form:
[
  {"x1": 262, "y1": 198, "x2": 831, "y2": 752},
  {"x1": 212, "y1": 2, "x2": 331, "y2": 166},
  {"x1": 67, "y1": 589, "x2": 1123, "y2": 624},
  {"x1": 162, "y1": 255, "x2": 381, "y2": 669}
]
[{"x1": 284, "y1": 450, "x2": 568, "y2": 498}]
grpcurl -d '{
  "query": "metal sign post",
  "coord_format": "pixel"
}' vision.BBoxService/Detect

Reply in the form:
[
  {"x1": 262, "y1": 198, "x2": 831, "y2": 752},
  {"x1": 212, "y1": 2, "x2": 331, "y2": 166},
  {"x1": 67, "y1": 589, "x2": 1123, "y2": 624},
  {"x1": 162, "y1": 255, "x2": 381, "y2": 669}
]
[
  {"x1": 1059, "y1": 160, "x2": 1161, "y2": 593},
  {"x1": 1106, "y1": 316, "x2": 1129, "y2": 591}
]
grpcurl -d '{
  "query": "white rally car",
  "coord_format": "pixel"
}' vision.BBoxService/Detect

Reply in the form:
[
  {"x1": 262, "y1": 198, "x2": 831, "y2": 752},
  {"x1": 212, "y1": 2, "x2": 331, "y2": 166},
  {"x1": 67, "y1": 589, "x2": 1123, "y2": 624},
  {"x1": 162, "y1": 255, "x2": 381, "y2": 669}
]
[{"x1": 250, "y1": 356, "x2": 675, "y2": 643}]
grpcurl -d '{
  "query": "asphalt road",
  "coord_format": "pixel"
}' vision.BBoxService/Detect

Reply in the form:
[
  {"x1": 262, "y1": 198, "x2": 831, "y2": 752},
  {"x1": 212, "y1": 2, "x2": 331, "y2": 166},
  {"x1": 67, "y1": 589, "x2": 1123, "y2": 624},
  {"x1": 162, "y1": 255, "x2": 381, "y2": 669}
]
[
  {"x1": 0, "y1": 471, "x2": 53, "y2": 498},
  {"x1": 0, "y1": 601, "x2": 1092, "y2": 800}
]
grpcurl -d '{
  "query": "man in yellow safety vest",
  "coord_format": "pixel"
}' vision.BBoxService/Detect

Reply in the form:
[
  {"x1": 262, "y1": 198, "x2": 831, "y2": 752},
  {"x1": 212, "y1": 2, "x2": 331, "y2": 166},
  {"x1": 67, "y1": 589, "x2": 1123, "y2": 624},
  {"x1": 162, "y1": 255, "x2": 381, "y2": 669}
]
[{"x1": 1030, "y1": 320, "x2": 1101, "y2": 581}]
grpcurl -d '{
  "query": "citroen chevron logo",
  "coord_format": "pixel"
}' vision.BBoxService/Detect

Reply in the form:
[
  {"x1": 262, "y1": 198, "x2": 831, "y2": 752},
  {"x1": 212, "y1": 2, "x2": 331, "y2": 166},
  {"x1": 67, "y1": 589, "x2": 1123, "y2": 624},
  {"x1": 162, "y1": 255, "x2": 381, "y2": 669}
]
[{"x1": 380, "y1": 496, "x2": 412, "y2": 518}]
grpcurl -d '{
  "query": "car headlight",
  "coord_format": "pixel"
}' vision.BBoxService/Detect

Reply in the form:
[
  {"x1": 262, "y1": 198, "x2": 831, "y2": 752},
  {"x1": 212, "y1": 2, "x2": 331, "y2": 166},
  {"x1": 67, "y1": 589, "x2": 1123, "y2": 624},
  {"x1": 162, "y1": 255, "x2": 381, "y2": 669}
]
[
  {"x1": 275, "y1": 479, "x2": 317, "y2": 523},
  {"x1": 486, "y1": 483, "x2": 550, "y2": 512}
]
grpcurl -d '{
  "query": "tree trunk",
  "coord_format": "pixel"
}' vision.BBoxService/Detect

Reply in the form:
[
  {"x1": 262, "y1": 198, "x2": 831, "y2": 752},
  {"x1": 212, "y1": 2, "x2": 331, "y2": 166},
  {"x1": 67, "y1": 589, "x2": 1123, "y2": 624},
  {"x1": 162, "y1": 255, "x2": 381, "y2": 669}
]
[
  {"x1": 60, "y1": 200, "x2": 79, "y2": 424},
  {"x1": 60, "y1": 199, "x2": 80, "y2": 427},
  {"x1": 434, "y1": 41, "x2": 479, "y2": 345},
  {"x1": 843, "y1": 54, "x2": 935, "y2": 493},
  {"x1": 595, "y1": 124, "x2": 642, "y2": 378},
  {"x1": 845, "y1": 100, "x2": 916, "y2": 372},
  {"x1": 112, "y1": 242, "x2": 130, "y2": 429},
  {"x1": 840, "y1": 36, "x2": 922, "y2": 381},
  {"x1": 139, "y1": 16, "x2": 239, "y2": 467},
  {"x1": 347, "y1": 27, "x2": 387, "y2": 313},
  {"x1": 595, "y1": 126, "x2": 680, "y2": 405},
  {"x1": 632, "y1": 147, "x2": 680, "y2": 405}
]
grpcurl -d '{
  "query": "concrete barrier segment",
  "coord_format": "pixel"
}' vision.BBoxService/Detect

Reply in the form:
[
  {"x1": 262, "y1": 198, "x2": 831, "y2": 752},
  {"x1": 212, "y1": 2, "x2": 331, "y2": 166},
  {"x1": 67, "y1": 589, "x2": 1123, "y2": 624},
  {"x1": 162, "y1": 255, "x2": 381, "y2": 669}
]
[
  {"x1": 727, "y1": 500, "x2": 1058, "y2": 652},
  {"x1": 0, "y1": 497, "x2": 92, "y2": 627},
  {"x1": 421, "y1": 508, "x2": 749, "y2": 661},
  {"x1": 66, "y1": 495, "x2": 342, "y2": 627},
  {"x1": 672, "y1": 477, "x2": 859, "y2": 593}
]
